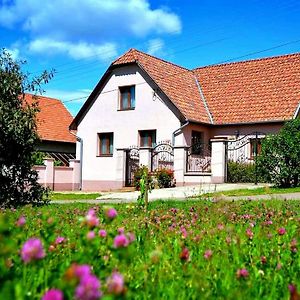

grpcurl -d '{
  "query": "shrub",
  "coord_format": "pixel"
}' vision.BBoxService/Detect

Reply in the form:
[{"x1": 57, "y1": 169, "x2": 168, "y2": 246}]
[
  {"x1": 227, "y1": 161, "x2": 256, "y2": 183},
  {"x1": 32, "y1": 151, "x2": 46, "y2": 165},
  {"x1": 133, "y1": 166, "x2": 153, "y2": 191},
  {"x1": 256, "y1": 119, "x2": 300, "y2": 187},
  {"x1": 154, "y1": 168, "x2": 176, "y2": 188}
]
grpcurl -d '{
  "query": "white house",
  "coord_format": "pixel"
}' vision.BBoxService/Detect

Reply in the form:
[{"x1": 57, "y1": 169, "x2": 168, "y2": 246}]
[{"x1": 70, "y1": 49, "x2": 300, "y2": 191}]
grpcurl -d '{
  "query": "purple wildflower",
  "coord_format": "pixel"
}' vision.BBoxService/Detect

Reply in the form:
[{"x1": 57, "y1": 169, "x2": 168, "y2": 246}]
[
  {"x1": 127, "y1": 232, "x2": 135, "y2": 243},
  {"x1": 87, "y1": 231, "x2": 96, "y2": 240},
  {"x1": 98, "y1": 229, "x2": 107, "y2": 238},
  {"x1": 204, "y1": 249, "x2": 213, "y2": 260},
  {"x1": 74, "y1": 264, "x2": 92, "y2": 279},
  {"x1": 21, "y1": 238, "x2": 45, "y2": 263},
  {"x1": 113, "y1": 234, "x2": 129, "y2": 248},
  {"x1": 117, "y1": 227, "x2": 125, "y2": 234},
  {"x1": 42, "y1": 289, "x2": 64, "y2": 300},
  {"x1": 85, "y1": 209, "x2": 99, "y2": 228},
  {"x1": 180, "y1": 226, "x2": 187, "y2": 239},
  {"x1": 106, "y1": 208, "x2": 118, "y2": 219},
  {"x1": 246, "y1": 228, "x2": 254, "y2": 240},
  {"x1": 75, "y1": 274, "x2": 102, "y2": 300},
  {"x1": 55, "y1": 236, "x2": 65, "y2": 245},
  {"x1": 236, "y1": 268, "x2": 249, "y2": 279},
  {"x1": 278, "y1": 227, "x2": 286, "y2": 235},
  {"x1": 180, "y1": 247, "x2": 190, "y2": 261},
  {"x1": 16, "y1": 216, "x2": 26, "y2": 227},
  {"x1": 107, "y1": 272, "x2": 125, "y2": 295},
  {"x1": 290, "y1": 238, "x2": 297, "y2": 253}
]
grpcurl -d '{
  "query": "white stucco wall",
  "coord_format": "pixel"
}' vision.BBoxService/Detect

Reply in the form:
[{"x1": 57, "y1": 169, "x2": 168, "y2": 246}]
[{"x1": 76, "y1": 65, "x2": 181, "y2": 189}]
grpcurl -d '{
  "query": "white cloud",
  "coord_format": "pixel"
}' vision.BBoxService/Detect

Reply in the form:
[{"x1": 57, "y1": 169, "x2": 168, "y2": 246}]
[
  {"x1": 146, "y1": 38, "x2": 165, "y2": 56},
  {"x1": 0, "y1": 0, "x2": 181, "y2": 40},
  {"x1": 29, "y1": 39, "x2": 117, "y2": 61},
  {"x1": 6, "y1": 47, "x2": 20, "y2": 60}
]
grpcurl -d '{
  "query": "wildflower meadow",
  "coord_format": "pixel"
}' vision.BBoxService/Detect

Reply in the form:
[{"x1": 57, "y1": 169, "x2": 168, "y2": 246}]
[{"x1": 0, "y1": 200, "x2": 299, "y2": 299}]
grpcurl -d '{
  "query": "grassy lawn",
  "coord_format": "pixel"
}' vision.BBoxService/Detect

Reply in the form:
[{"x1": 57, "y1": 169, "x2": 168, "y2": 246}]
[
  {"x1": 205, "y1": 186, "x2": 300, "y2": 197},
  {"x1": 50, "y1": 192, "x2": 101, "y2": 200},
  {"x1": 1, "y1": 199, "x2": 299, "y2": 299}
]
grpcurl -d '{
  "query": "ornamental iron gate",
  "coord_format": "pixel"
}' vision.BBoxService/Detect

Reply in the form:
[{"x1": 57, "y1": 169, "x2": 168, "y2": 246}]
[
  {"x1": 125, "y1": 146, "x2": 140, "y2": 186},
  {"x1": 185, "y1": 142, "x2": 211, "y2": 173},
  {"x1": 226, "y1": 131, "x2": 265, "y2": 183},
  {"x1": 151, "y1": 141, "x2": 174, "y2": 171}
]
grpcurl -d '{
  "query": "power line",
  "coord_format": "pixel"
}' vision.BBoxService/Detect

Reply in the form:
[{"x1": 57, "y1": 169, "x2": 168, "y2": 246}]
[
  {"x1": 47, "y1": 0, "x2": 300, "y2": 87},
  {"x1": 41, "y1": 38, "x2": 300, "y2": 110},
  {"x1": 31, "y1": 0, "x2": 297, "y2": 80}
]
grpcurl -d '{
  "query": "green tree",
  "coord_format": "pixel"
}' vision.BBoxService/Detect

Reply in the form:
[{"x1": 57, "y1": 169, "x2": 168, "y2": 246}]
[
  {"x1": 0, "y1": 49, "x2": 54, "y2": 207},
  {"x1": 256, "y1": 119, "x2": 300, "y2": 187}
]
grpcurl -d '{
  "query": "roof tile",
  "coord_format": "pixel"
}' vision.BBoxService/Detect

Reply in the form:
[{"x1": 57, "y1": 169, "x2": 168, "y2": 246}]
[{"x1": 24, "y1": 94, "x2": 76, "y2": 143}]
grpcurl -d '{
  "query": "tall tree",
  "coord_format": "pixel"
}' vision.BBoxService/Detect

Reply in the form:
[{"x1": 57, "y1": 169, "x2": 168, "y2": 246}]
[{"x1": 0, "y1": 49, "x2": 54, "y2": 207}]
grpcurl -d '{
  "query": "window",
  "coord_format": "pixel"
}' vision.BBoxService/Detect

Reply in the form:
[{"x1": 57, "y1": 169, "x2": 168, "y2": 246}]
[
  {"x1": 139, "y1": 130, "x2": 156, "y2": 147},
  {"x1": 98, "y1": 133, "x2": 113, "y2": 156},
  {"x1": 191, "y1": 131, "x2": 203, "y2": 155},
  {"x1": 250, "y1": 138, "x2": 262, "y2": 159},
  {"x1": 119, "y1": 85, "x2": 135, "y2": 110}
]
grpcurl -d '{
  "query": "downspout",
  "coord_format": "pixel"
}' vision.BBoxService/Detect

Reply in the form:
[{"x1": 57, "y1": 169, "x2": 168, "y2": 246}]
[
  {"x1": 70, "y1": 131, "x2": 83, "y2": 190},
  {"x1": 172, "y1": 121, "x2": 190, "y2": 146}
]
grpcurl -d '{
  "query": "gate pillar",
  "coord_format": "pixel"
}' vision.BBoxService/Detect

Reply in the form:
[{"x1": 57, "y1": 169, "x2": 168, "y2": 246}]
[
  {"x1": 173, "y1": 146, "x2": 186, "y2": 186},
  {"x1": 116, "y1": 149, "x2": 127, "y2": 186},
  {"x1": 210, "y1": 138, "x2": 227, "y2": 183},
  {"x1": 139, "y1": 147, "x2": 152, "y2": 169}
]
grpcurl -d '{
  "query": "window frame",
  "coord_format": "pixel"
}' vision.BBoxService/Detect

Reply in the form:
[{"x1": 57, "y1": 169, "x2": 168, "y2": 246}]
[
  {"x1": 118, "y1": 85, "x2": 135, "y2": 111},
  {"x1": 191, "y1": 130, "x2": 204, "y2": 155},
  {"x1": 97, "y1": 132, "x2": 114, "y2": 157},
  {"x1": 139, "y1": 130, "x2": 156, "y2": 148},
  {"x1": 250, "y1": 138, "x2": 262, "y2": 160}
]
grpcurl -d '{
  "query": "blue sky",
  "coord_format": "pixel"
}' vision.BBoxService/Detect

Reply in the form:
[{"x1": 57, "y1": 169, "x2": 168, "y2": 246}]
[{"x1": 1, "y1": 0, "x2": 299, "y2": 115}]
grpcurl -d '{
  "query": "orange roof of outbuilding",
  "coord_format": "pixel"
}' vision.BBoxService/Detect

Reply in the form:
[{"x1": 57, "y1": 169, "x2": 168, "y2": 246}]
[{"x1": 24, "y1": 93, "x2": 76, "y2": 143}]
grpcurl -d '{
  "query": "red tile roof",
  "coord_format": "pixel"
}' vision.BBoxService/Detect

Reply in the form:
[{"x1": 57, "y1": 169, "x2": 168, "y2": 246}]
[
  {"x1": 113, "y1": 49, "x2": 300, "y2": 124},
  {"x1": 24, "y1": 94, "x2": 76, "y2": 143},
  {"x1": 194, "y1": 53, "x2": 300, "y2": 124},
  {"x1": 71, "y1": 49, "x2": 300, "y2": 128},
  {"x1": 113, "y1": 49, "x2": 212, "y2": 123}
]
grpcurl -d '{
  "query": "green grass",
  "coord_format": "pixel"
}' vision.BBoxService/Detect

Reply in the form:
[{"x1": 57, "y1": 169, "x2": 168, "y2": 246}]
[
  {"x1": 1, "y1": 199, "x2": 300, "y2": 299},
  {"x1": 50, "y1": 192, "x2": 101, "y2": 200},
  {"x1": 205, "y1": 186, "x2": 300, "y2": 197}
]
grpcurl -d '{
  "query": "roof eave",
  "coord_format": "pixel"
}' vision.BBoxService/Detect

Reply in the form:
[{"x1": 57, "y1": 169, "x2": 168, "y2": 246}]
[
  {"x1": 293, "y1": 102, "x2": 300, "y2": 119},
  {"x1": 69, "y1": 66, "x2": 115, "y2": 130},
  {"x1": 212, "y1": 119, "x2": 290, "y2": 126}
]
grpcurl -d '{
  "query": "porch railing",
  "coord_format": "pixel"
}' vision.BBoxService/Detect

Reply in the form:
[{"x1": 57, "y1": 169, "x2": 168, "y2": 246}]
[{"x1": 185, "y1": 143, "x2": 211, "y2": 173}]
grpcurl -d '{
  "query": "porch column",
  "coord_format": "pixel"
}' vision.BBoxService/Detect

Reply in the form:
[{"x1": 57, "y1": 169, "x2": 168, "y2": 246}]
[
  {"x1": 69, "y1": 159, "x2": 80, "y2": 191},
  {"x1": 44, "y1": 158, "x2": 54, "y2": 190},
  {"x1": 173, "y1": 146, "x2": 186, "y2": 186},
  {"x1": 139, "y1": 147, "x2": 152, "y2": 169},
  {"x1": 115, "y1": 149, "x2": 127, "y2": 186},
  {"x1": 210, "y1": 138, "x2": 227, "y2": 183}
]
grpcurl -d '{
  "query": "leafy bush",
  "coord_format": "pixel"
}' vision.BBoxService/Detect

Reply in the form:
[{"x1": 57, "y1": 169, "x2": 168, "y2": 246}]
[
  {"x1": 32, "y1": 151, "x2": 46, "y2": 165},
  {"x1": 133, "y1": 165, "x2": 153, "y2": 191},
  {"x1": 227, "y1": 161, "x2": 256, "y2": 183},
  {"x1": 0, "y1": 49, "x2": 53, "y2": 208},
  {"x1": 154, "y1": 168, "x2": 176, "y2": 188},
  {"x1": 256, "y1": 119, "x2": 300, "y2": 187}
]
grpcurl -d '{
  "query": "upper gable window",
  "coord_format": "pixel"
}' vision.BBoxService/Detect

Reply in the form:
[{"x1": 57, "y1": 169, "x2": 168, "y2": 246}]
[{"x1": 119, "y1": 85, "x2": 135, "y2": 110}]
